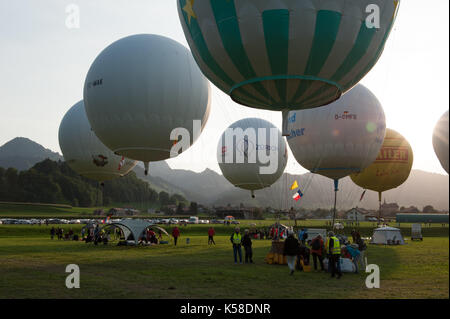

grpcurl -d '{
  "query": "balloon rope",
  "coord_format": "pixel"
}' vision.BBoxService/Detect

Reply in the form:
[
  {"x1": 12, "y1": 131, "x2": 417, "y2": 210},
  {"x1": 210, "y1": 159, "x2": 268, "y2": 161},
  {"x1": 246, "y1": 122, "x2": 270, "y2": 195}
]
[{"x1": 332, "y1": 187, "x2": 338, "y2": 231}]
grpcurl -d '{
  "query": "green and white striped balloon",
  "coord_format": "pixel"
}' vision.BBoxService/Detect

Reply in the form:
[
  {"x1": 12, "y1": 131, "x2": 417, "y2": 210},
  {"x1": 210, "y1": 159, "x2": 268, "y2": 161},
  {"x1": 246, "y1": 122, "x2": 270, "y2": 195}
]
[{"x1": 178, "y1": 0, "x2": 400, "y2": 134}]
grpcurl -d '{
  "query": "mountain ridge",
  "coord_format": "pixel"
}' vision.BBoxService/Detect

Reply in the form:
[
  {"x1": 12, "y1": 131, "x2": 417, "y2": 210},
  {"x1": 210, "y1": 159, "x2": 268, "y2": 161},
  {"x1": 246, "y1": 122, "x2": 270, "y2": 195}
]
[{"x1": 1, "y1": 137, "x2": 448, "y2": 210}]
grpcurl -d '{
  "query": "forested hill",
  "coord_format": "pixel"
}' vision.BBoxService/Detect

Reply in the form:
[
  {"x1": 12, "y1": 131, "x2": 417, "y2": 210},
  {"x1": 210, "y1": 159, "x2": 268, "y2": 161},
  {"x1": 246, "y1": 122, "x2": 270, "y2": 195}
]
[{"x1": 0, "y1": 159, "x2": 185, "y2": 208}]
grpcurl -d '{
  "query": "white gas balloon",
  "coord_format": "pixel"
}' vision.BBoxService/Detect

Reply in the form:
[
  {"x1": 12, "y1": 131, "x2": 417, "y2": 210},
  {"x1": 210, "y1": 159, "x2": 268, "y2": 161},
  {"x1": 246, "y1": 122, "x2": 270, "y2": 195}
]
[
  {"x1": 58, "y1": 101, "x2": 137, "y2": 183},
  {"x1": 287, "y1": 84, "x2": 386, "y2": 182},
  {"x1": 287, "y1": 84, "x2": 385, "y2": 227},
  {"x1": 217, "y1": 118, "x2": 288, "y2": 198},
  {"x1": 84, "y1": 34, "x2": 211, "y2": 175},
  {"x1": 432, "y1": 110, "x2": 449, "y2": 174}
]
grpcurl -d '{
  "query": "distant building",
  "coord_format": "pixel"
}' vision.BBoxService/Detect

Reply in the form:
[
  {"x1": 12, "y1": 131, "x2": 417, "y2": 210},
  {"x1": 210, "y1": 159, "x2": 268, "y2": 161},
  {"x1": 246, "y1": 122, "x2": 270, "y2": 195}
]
[
  {"x1": 346, "y1": 208, "x2": 367, "y2": 221},
  {"x1": 108, "y1": 208, "x2": 140, "y2": 217},
  {"x1": 93, "y1": 209, "x2": 105, "y2": 216},
  {"x1": 396, "y1": 213, "x2": 449, "y2": 224},
  {"x1": 399, "y1": 206, "x2": 420, "y2": 213},
  {"x1": 214, "y1": 206, "x2": 258, "y2": 219}
]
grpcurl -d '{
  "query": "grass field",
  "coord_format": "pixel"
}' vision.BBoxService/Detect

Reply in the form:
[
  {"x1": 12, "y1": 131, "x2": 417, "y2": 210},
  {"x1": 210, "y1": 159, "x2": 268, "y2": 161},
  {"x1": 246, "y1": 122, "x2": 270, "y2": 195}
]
[{"x1": 0, "y1": 223, "x2": 448, "y2": 299}]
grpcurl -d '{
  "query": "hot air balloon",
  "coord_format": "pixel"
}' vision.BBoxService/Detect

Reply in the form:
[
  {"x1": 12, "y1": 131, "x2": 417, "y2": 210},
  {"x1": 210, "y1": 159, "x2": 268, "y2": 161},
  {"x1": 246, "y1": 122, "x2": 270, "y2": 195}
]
[
  {"x1": 287, "y1": 84, "x2": 386, "y2": 226},
  {"x1": 58, "y1": 101, "x2": 137, "y2": 183},
  {"x1": 177, "y1": 0, "x2": 400, "y2": 135},
  {"x1": 432, "y1": 111, "x2": 449, "y2": 174},
  {"x1": 218, "y1": 118, "x2": 288, "y2": 198},
  {"x1": 351, "y1": 128, "x2": 413, "y2": 219},
  {"x1": 84, "y1": 34, "x2": 211, "y2": 175}
]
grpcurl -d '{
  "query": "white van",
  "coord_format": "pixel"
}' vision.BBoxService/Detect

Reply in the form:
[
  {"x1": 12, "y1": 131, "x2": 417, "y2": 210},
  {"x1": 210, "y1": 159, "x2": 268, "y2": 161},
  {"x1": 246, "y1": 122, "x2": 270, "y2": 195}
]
[{"x1": 188, "y1": 216, "x2": 199, "y2": 224}]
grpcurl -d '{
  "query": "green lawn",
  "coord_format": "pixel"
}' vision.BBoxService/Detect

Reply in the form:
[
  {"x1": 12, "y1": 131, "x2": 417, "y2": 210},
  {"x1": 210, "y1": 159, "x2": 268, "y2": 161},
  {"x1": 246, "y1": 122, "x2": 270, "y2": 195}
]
[{"x1": 0, "y1": 224, "x2": 448, "y2": 299}]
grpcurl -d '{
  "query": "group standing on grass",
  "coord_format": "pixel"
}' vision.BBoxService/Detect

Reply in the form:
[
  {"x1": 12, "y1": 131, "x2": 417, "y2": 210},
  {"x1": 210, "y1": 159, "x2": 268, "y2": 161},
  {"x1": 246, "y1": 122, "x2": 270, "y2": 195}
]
[
  {"x1": 282, "y1": 229, "x2": 366, "y2": 278},
  {"x1": 48, "y1": 221, "x2": 367, "y2": 275},
  {"x1": 230, "y1": 227, "x2": 253, "y2": 264}
]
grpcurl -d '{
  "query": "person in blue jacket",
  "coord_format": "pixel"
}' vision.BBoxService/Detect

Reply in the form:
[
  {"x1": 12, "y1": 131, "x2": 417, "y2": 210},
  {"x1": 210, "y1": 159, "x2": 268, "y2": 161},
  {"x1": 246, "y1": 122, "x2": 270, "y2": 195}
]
[{"x1": 345, "y1": 245, "x2": 362, "y2": 273}]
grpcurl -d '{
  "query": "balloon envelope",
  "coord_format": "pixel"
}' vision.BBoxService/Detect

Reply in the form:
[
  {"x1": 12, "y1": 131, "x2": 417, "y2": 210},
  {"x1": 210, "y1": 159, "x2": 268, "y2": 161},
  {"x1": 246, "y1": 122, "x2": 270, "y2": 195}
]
[
  {"x1": 432, "y1": 110, "x2": 449, "y2": 174},
  {"x1": 350, "y1": 128, "x2": 413, "y2": 193},
  {"x1": 178, "y1": 0, "x2": 399, "y2": 133},
  {"x1": 58, "y1": 101, "x2": 137, "y2": 182},
  {"x1": 287, "y1": 84, "x2": 386, "y2": 180},
  {"x1": 84, "y1": 34, "x2": 211, "y2": 170},
  {"x1": 218, "y1": 118, "x2": 287, "y2": 191}
]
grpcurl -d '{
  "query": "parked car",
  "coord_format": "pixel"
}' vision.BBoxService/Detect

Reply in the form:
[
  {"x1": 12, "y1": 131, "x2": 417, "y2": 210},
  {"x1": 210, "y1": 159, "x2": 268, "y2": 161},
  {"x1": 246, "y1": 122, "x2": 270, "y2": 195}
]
[{"x1": 231, "y1": 220, "x2": 240, "y2": 225}]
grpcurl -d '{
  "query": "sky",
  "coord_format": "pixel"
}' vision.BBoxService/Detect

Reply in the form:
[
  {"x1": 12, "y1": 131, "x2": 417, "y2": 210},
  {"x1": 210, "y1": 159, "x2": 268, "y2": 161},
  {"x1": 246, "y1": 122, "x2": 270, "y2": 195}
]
[{"x1": 0, "y1": 0, "x2": 448, "y2": 176}]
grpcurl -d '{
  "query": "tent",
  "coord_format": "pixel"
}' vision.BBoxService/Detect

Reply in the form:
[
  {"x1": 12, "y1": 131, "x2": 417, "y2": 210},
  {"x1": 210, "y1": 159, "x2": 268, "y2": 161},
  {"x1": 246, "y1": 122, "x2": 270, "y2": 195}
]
[
  {"x1": 370, "y1": 227, "x2": 405, "y2": 245},
  {"x1": 103, "y1": 219, "x2": 168, "y2": 245}
]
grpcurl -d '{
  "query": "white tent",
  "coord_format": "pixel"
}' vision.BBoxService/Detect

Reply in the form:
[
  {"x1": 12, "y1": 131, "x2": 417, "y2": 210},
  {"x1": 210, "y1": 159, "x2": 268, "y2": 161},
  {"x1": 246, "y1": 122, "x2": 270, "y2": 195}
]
[
  {"x1": 371, "y1": 227, "x2": 405, "y2": 245},
  {"x1": 104, "y1": 219, "x2": 166, "y2": 245}
]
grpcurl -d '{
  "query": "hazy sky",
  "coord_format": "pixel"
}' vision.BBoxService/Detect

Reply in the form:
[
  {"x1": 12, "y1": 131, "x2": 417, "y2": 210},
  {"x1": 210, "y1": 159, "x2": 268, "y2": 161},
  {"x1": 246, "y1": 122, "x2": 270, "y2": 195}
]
[{"x1": 0, "y1": 0, "x2": 448, "y2": 176}]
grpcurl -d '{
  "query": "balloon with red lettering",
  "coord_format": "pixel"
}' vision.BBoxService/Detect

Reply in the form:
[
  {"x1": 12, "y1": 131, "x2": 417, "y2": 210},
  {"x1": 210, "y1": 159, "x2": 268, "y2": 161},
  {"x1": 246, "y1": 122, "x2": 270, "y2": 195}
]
[
  {"x1": 350, "y1": 128, "x2": 414, "y2": 193},
  {"x1": 287, "y1": 84, "x2": 386, "y2": 181}
]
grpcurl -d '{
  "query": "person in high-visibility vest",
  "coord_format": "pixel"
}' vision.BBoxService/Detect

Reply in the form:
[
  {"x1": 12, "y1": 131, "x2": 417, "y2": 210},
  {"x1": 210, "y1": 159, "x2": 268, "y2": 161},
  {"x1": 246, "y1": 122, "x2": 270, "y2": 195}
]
[
  {"x1": 325, "y1": 231, "x2": 342, "y2": 279},
  {"x1": 230, "y1": 227, "x2": 243, "y2": 264}
]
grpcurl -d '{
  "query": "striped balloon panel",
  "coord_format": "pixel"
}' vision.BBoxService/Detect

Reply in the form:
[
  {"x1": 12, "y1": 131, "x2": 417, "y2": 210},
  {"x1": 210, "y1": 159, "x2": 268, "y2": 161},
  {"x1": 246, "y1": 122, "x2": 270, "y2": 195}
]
[{"x1": 178, "y1": 0, "x2": 399, "y2": 111}]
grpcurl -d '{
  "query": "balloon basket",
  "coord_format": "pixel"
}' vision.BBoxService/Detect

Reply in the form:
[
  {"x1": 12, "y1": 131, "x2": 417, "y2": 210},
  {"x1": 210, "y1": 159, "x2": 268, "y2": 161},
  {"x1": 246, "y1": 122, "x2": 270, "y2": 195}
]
[{"x1": 265, "y1": 240, "x2": 287, "y2": 265}]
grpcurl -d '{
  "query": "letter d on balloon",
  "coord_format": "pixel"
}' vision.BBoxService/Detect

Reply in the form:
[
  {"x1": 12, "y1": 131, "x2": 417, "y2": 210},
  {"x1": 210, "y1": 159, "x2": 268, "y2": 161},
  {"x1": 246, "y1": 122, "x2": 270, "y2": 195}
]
[
  {"x1": 365, "y1": 263, "x2": 380, "y2": 289},
  {"x1": 65, "y1": 264, "x2": 80, "y2": 289}
]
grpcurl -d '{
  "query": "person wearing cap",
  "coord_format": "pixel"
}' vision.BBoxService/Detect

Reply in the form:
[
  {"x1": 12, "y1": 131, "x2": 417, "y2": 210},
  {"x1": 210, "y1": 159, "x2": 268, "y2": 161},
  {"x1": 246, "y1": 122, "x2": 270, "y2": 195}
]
[
  {"x1": 283, "y1": 230, "x2": 300, "y2": 275},
  {"x1": 230, "y1": 227, "x2": 243, "y2": 264},
  {"x1": 325, "y1": 231, "x2": 342, "y2": 279},
  {"x1": 242, "y1": 229, "x2": 253, "y2": 264}
]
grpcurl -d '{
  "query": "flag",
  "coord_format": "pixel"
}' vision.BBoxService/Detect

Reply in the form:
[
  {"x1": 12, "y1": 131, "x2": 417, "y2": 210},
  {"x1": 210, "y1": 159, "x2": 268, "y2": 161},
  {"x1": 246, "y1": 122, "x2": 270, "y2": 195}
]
[
  {"x1": 102, "y1": 214, "x2": 112, "y2": 224},
  {"x1": 290, "y1": 180, "x2": 299, "y2": 190},
  {"x1": 118, "y1": 156, "x2": 125, "y2": 171},
  {"x1": 292, "y1": 190, "x2": 303, "y2": 201},
  {"x1": 360, "y1": 190, "x2": 367, "y2": 202}
]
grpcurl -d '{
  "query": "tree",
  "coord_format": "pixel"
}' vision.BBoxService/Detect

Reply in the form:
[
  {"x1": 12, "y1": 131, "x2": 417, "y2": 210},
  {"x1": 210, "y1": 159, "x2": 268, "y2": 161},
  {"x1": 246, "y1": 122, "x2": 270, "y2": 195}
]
[
  {"x1": 177, "y1": 202, "x2": 186, "y2": 214},
  {"x1": 189, "y1": 202, "x2": 198, "y2": 215},
  {"x1": 423, "y1": 205, "x2": 437, "y2": 213},
  {"x1": 159, "y1": 191, "x2": 170, "y2": 206},
  {"x1": 0, "y1": 159, "x2": 163, "y2": 208}
]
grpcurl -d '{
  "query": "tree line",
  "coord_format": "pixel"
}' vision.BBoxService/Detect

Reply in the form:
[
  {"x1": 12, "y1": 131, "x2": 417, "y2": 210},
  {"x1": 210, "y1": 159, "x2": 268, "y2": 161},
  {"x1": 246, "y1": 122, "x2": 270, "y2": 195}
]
[{"x1": 0, "y1": 159, "x2": 188, "y2": 208}]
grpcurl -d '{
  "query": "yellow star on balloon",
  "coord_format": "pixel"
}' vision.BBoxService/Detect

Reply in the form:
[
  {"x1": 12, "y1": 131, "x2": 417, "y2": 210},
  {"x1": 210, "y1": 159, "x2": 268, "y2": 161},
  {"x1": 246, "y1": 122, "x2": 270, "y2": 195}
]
[
  {"x1": 183, "y1": 0, "x2": 197, "y2": 25},
  {"x1": 392, "y1": 0, "x2": 399, "y2": 20}
]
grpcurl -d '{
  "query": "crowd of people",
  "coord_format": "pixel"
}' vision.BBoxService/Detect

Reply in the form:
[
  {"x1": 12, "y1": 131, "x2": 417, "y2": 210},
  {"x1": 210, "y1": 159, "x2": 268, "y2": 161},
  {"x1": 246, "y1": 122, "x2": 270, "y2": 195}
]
[
  {"x1": 50, "y1": 226, "x2": 77, "y2": 241},
  {"x1": 282, "y1": 228, "x2": 367, "y2": 278},
  {"x1": 49, "y1": 222, "x2": 367, "y2": 277}
]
